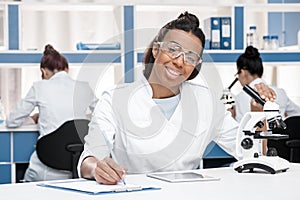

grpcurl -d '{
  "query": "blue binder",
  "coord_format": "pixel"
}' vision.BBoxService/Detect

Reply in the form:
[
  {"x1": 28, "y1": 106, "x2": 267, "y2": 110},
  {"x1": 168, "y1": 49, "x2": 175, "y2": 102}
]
[
  {"x1": 220, "y1": 17, "x2": 231, "y2": 49},
  {"x1": 76, "y1": 42, "x2": 120, "y2": 50},
  {"x1": 204, "y1": 17, "x2": 221, "y2": 49}
]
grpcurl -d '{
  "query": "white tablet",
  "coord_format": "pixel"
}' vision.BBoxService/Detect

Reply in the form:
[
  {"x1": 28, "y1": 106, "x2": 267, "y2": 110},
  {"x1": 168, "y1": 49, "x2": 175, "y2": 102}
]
[{"x1": 146, "y1": 171, "x2": 220, "y2": 183}]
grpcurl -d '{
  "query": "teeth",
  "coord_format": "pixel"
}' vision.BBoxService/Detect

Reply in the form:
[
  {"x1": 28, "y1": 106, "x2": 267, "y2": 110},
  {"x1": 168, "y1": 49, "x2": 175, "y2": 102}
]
[{"x1": 167, "y1": 67, "x2": 181, "y2": 76}]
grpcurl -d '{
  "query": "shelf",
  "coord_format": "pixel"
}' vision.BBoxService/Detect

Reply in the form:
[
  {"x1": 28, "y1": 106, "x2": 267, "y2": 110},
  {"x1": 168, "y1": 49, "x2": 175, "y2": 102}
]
[
  {"x1": 1, "y1": 2, "x2": 300, "y2": 77},
  {"x1": 0, "y1": 51, "x2": 122, "y2": 64},
  {"x1": 3, "y1": 50, "x2": 299, "y2": 65},
  {"x1": 20, "y1": 3, "x2": 117, "y2": 11},
  {"x1": 243, "y1": 3, "x2": 300, "y2": 12},
  {"x1": 137, "y1": 50, "x2": 300, "y2": 63}
]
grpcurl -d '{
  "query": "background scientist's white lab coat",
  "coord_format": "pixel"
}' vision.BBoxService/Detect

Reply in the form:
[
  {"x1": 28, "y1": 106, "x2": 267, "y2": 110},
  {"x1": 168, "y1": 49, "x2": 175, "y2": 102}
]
[
  {"x1": 235, "y1": 78, "x2": 300, "y2": 122},
  {"x1": 78, "y1": 75, "x2": 238, "y2": 174},
  {"x1": 6, "y1": 71, "x2": 98, "y2": 181}
]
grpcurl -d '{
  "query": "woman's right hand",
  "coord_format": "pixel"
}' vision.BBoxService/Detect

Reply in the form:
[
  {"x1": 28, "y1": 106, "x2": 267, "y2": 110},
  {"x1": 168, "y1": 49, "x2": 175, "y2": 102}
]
[{"x1": 93, "y1": 157, "x2": 127, "y2": 185}]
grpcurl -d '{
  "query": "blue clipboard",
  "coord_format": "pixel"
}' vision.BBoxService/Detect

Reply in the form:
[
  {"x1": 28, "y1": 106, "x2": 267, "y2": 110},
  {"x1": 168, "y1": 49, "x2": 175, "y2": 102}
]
[{"x1": 37, "y1": 179, "x2": 160, "y2": 195}]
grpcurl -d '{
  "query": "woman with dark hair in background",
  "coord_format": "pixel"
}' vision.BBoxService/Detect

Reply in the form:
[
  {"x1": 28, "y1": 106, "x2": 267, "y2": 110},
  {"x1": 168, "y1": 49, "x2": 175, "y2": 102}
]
[
  {"x1": 6, "y1": 44, "x2": 98, "y2": 182},
  {"x1": 234, "y1": 45, "x2": 300, "y2": 122}
]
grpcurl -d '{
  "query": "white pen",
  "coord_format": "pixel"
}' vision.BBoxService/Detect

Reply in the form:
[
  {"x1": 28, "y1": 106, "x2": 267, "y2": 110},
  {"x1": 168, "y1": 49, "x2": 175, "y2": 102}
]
[{"x1": 102, "y1": 131, "x2": 126, "y2": 185}]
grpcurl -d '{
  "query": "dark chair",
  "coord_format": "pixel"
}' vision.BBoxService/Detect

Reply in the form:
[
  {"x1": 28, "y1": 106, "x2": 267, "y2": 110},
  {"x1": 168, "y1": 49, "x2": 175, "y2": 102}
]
[
  {"x1": 268, "y1": 116, "x2": 300, "y2": 163},
  {"x1": 36, "y1": 119, "x2": 89, "y2": 178}
]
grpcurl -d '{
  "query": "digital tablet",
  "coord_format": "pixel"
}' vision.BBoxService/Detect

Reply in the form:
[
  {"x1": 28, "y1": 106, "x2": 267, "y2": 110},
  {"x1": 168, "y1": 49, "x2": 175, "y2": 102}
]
[{"x1": 146, "y1": 171, "x2": 220, "y2": 183}]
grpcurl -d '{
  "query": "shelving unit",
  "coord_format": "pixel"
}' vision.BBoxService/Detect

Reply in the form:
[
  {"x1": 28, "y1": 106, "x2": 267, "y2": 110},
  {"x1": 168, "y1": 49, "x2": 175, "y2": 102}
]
[
  {"x1": 243, "y1": 3, "x2": 300, "y2": 48},
  {"x1": 0, "y1": 1, "x2": 299, "y2": 78}
]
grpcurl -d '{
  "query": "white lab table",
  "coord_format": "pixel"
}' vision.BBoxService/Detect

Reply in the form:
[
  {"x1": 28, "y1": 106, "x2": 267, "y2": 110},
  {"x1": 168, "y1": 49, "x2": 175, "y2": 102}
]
[{"x1": 1, "y1": 164, "x2": 300, "y2": 200}]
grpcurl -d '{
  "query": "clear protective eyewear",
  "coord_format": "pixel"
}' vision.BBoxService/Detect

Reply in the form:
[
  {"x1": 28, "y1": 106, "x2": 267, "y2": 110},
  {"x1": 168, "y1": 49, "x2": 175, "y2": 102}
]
[{"x1": 157, "y1": 41, "x2": 202, "y2": 67}]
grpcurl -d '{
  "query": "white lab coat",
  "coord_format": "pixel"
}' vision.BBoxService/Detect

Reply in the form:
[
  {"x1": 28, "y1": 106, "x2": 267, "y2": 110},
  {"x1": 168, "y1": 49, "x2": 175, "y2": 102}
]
[
  {"x1": 6, "y1": 71, "x2": 98, "y2": 181},
  {"x1": 235, "y1": 78, "x2": 300, "y2": 122},
  {"x1": 78, "y1": 75, "x2": 238, "y2": 174}
]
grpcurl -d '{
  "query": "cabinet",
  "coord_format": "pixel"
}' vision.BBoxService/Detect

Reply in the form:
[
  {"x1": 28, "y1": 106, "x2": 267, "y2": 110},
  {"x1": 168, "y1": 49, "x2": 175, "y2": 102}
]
[
  {"x1": 0, "y1": 126, "x2": 38, "y2": 184},
  {"x1": 135, "y1": 2, "x2": 300, "y2": 63},
  {"x1": 1, "y1": 2, "x2": 130, "y2": 84}
]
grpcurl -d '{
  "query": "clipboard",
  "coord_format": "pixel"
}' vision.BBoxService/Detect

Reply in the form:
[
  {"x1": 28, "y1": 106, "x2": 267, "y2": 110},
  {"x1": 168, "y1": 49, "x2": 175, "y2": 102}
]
[{"x1": 37, "y1": 179, "x2": 160, "y2": 195}]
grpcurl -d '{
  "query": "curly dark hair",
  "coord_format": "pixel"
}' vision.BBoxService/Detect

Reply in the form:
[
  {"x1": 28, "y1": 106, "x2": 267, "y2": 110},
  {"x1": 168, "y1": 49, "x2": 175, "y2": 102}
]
[{"x1": 143, "y1": 11, "x2": 205, "y2": 80}]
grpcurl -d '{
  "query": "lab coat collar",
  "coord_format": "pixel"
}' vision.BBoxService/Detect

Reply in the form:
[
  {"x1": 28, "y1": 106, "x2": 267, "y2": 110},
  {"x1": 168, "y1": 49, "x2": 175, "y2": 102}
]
[
  {"x1": 48, "y1": 71, "x2": 69, "y2": 80},
  {"x1": 249, "y1": 78, "x2": 267, "y2": 88},
  {"x1": 126, "y1": 74, "x2": 205, "y2": 136},
  {"x1": 138, "y1": 74, "x2": 154, "y2": 98},
  {"x1": 137, "y1": 72, "x2": 185, "y2": 99}
]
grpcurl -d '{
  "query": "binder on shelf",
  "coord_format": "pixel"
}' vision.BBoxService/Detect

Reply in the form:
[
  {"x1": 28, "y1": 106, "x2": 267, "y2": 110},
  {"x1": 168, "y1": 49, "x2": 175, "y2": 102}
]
[
  {"x1": 220, "y1": 17, "x2": 231, "y2": 50},
  {"x1": 204, "y1": 17, "x2": 221, "y2": 49},
  {"x1": 76, "y1": 42, "x2": 120, "y2": 50}
]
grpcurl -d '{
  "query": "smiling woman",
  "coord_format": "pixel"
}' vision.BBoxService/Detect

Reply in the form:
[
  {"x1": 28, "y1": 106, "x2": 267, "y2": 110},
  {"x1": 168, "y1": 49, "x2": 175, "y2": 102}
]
[
  {"x1": 148, "y1": 29, "x2": 203, "y2": 98},
  {"x1": 77, "y1": 10, "x2": 276, "y2": 186},
  {"x1": 78, "y1": 11, "x2": 242, "y2": 185}
]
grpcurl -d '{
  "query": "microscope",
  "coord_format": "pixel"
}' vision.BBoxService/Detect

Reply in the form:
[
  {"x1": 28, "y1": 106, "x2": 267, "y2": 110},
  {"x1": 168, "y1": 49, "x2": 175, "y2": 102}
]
[
  {"x1": 220, "y1": 78, "x2": 238, "y2": 109},
  {"x1": 233, "y1": 85, "x2": 290, "y2": 174}
]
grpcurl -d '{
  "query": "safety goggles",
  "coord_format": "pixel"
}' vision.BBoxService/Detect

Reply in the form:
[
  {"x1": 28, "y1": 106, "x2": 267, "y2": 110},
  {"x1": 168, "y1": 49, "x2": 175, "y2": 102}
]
[{"x1": 157, "y1": 41, "x2": 202, "y2": 67}]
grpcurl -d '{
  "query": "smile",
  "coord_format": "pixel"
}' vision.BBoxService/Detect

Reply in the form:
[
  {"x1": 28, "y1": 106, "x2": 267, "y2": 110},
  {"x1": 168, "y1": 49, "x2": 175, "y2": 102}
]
[{"x1": 165, "y1": 66, "x2": 182, "y2": 77}]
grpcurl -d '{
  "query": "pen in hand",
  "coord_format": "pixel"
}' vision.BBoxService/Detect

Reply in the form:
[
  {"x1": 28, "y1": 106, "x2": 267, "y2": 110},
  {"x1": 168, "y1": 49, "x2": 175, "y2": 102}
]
[
  {"x1": 103, "y1": 132, "x2": 126, "y2": 185},
  {"x1": 120, "y1": 170, "x2": 127, "y2": 186},
  {"x1": 110, "y1": 151, "x2": 127, "y2": 186}
]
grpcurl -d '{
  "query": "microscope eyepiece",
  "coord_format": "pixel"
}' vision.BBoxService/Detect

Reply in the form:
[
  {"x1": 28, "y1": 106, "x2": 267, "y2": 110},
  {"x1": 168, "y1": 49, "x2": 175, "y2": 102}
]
[
  {"x1": 228, "y1": 77, "x2": 238, "y2": 90},
  {"x1": 243, "y1": 85, "x2": 266, "y2": 106}
]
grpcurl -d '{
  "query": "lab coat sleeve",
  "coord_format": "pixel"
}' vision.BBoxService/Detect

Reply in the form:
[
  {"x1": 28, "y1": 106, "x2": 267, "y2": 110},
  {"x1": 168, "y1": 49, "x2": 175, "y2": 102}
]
[
  {"x1": 280, "y1": 89, "x2": 300, "y2": 117},
  {"x1": 85, "y1": 90, "x2": 99, "y2": 120},
  {"x1": 77, "y1": 90, "x2": 117, "y2": 177},
  {"x1": 6, "y1": 86, "x2": 37, "y2": 128},
  {"x1": 88, "y1": 95, "x2": 99, "y2": 114},
  {"x1": 213, "y1": 111, "x2": 239, "y2": 159},
  {"x1": 235, "y1": 92, "x2": 251, "y2": 123}
]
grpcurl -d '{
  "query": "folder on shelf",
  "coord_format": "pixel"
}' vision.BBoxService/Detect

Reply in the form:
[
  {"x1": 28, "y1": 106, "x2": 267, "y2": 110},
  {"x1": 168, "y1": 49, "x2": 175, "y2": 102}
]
[
  {"x1": 204, "y1": 17, "x2": 221, "y2": 49},
  {"x1": 220, "y1": 17, "x2": 231, "y2": 49},
  {"x1": 76, "y1": 42, "x2": 120, "y2": 50},
  {"x1": 37, "y1": 179, "x2": 160, "y2": 195}
]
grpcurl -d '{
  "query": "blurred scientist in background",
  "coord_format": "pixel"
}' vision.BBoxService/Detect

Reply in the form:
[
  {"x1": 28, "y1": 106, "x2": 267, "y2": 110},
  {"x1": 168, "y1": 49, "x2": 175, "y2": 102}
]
[
  {"x1": 6, "y1": 44, "x2": 98, "y2": 182},
  {"x1": 234, "y1": 46, "x2": 300, "y2": 122}
]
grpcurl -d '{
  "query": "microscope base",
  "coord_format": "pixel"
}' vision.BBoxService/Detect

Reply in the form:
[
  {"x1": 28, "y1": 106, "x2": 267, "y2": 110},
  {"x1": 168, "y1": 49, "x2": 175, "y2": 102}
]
[{"x1": 233, "y1": 156, "x2": 290, "y2": 174}]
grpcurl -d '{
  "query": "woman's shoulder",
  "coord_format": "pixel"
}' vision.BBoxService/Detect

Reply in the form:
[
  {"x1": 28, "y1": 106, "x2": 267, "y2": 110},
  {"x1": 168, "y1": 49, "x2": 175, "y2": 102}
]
[
  {"x1": 98, "y1": 82, "x2": 134, "y2": 97},
  {"x1": 99, "y1": 80, "x2": 150, "y2": 101},
  {"x1": 31, "y1": 79, "x2": 47, "y2": 88},
  {"x1": 270, "y1": 86, "x2": 288, "y2": 100},
  {"x1": 184, "y1": 80, "x2": 209, "y2": 91}
]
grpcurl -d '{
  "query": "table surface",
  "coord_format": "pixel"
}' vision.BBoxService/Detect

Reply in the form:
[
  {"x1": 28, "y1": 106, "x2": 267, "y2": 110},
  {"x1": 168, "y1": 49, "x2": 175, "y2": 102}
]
[
  {"x1": 0, "y1": 124, "x2": 38, "y2": 132},
  {"x1": 1, "y1": 164, "x2": 300, "y2": 200}
]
